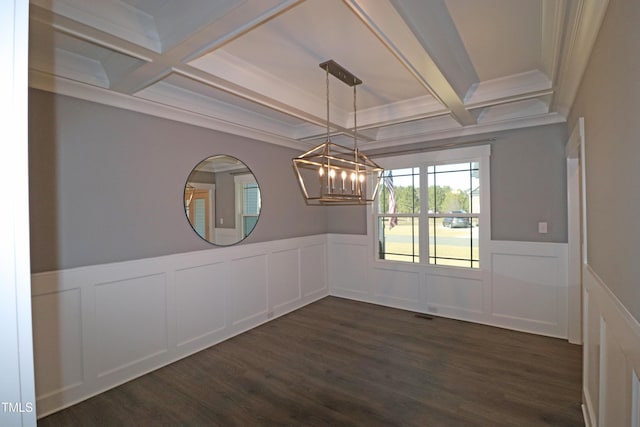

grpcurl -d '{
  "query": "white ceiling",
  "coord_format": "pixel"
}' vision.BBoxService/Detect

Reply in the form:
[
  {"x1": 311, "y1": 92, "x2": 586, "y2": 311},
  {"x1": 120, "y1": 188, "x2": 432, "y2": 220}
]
[{"x1": 28, "y1": 0, "x2": 607, "y2": 151}]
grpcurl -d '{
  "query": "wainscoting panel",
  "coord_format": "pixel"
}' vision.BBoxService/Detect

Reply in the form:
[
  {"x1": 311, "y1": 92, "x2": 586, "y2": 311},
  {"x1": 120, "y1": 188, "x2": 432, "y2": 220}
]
[
  {"x1": 31, "y1": 270, "x2": 87, "y2": 415},
  {"x1": 94, "y1": 273, "x2": 169, "y2": 378},
  {"x1": 174, "y1": 262, "x2": 227, "y2": 348},
  {"x1": 583, "y1": 286, "x2": 600, "y2": 426},
  {"x1": 489, "y1": 241, "x2": 568, "y2": 337},
  {"x1": 269, "y1": 248, "x2": 301, "y2": 313},
  {"x1": 300, "y1": 243, "x2": 327, "y2": 298},
  {"x1": 583, "y1": 265, "x2": 640, "y2": 427},
  {"x1": 425, "y1": 273, "x2": 483, "y2": 316},
  {"x1": 373, "y1": 267, "x2": 420, "y2": 309},
  {"x1": 31, "y1": 286, "x2": 83, "y2": 399},
  {"x1": 230, "y1": 254, "x2": 268, "y2": 329},
  {"x1": 327, "y1": 239, "x2": 370, "y2": 297},
  {"x1": 328, "y1": 234, "x2": 570, "y2": 337},
  {"x1": 31, "y1": 235, "x2": 328, "y2": 418}
]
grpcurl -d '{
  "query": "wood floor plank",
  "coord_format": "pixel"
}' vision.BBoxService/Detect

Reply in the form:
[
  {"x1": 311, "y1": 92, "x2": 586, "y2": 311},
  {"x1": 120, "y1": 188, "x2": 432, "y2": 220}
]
[{"x1": 38, "y1": 297, "x2": 584, "y2": 426}]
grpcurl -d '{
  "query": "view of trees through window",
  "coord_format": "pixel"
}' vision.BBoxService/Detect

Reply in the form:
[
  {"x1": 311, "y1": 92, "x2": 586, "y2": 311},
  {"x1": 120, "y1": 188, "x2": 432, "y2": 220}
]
[
  {"x1": 377, "y1": 162, "x2": 480, "y2": 268},
  {"x1": 385, "y1": 185, "x2": 471, "y2": 214}
]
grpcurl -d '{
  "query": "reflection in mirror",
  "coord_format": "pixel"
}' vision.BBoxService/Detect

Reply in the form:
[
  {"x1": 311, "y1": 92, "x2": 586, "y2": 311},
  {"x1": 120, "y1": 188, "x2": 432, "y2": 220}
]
[{"x1": 184, "y1": 155, "x2": 261, "y2": 246}]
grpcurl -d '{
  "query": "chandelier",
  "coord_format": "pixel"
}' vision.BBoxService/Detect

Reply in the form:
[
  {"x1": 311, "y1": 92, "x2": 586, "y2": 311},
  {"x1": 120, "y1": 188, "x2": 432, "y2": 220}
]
[{"x1": 293, "y1": 60, "x2": 383, "y2": 205}]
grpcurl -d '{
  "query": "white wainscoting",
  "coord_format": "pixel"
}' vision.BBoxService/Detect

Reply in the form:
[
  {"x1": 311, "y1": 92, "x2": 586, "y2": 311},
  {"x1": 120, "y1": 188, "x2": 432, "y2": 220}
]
[
  {"x1": 582, "y1": 265, "x2": 640, "y2": 427},
  {"x1": 328, "y1": 234, "x2": 569, "y2": 338},
  {"x1": 31, "y1": 235, "x2": 328, "y2": 418}
]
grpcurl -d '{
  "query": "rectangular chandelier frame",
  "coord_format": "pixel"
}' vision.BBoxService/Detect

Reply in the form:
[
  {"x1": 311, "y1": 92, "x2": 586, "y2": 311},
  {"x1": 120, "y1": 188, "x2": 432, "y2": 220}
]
[{"x1": 292, "y1": 60, "x2": 383, "y2": 205}]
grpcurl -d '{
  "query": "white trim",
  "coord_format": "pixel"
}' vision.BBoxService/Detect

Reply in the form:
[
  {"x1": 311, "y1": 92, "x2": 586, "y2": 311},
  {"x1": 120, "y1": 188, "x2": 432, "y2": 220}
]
[
  {"x1": 552, "y1": 0, "x2": 610, "y2": 117},
  {"x1": 234, "y1": 174, "x2": 260, "y2": 241},
  {"x1": 583, "y1": 265, "x2": 640, "y2": 427},
  {"x1": 375, "y1": 144, "x2": 491, "y2": 167},
  {"x1": 566, "y1": 116, "x2": 586, "y2": 344},
  {"x1": 0, "y1": 1, "x2": 37, "y2": 425},
  {"x1": 28, "y1": 70, "x2": 305, "y2": 151},
  {"x1": 633, "y1": 371, "x2": 640, "y2": 427},
  {"x1": 464, "y1": 70, "x2": 552, "y2": 107}
]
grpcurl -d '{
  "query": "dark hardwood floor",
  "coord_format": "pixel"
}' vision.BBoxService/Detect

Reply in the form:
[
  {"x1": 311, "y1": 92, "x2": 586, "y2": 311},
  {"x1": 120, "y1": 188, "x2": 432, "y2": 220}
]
[{"x1": 38, "y1": 297, "x2": 584, "y2": 426}]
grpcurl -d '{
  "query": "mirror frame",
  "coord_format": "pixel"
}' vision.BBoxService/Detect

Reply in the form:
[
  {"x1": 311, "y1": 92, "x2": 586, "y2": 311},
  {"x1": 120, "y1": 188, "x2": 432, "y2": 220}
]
[{"x1": 183, "y1": 155, "x2": 261, "y2": 246}]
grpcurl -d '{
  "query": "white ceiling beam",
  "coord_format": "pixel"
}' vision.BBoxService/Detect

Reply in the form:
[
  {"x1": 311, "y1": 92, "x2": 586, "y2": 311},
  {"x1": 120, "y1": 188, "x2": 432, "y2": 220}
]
[
  {"x1": 110, "y1": 0, "x2": 305, "y2": 94},
  {"x1": 343, "y1": 0, "x2": 477, "y2": 127},
  {"x1": 181, "y1": 0, "x2": 305, "y2": 63},
  {"x1": 389, "y1": 0, "x2": 478, "y2": 101},
  {"x1": 464, "y1": 70, "x2": 553, "y2": 108},
  {"x1": 109, "y1": 1, "x2": 304, "y2": 94}
]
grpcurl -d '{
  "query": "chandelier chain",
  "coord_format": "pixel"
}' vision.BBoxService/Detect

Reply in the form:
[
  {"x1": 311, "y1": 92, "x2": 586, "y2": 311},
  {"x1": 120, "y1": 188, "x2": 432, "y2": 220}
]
[
  {"x1": 326, "y1": 66, "x2": 330, "y2": 141},
  {"x1": 353, "y1": 84, "x2": 357, "y2": 151}
]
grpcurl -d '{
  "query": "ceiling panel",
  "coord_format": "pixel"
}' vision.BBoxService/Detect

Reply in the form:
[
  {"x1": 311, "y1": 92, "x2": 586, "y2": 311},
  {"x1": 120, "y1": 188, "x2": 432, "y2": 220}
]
[
  {"x1": 28, "y1": 0, "x2": 606, "y2": 149},
  {"x1": 445, "y1": 0, "x2": 542, "y2": 81},
  {"x1": 202, "y1": 0, "x2": 429, "y2": 111}
]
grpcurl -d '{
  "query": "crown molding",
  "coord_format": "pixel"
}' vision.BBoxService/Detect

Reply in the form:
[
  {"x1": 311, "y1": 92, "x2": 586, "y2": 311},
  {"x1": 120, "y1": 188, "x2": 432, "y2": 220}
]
[
  {"x1": 363, "y1": 112, "x2": 566, "y2": 151},
  {"x1": 28, "y1": 67, "x2": 567, "y2": 155},
  {"x1": 552, "y1": 0, "x2": 610, "y2": 117},
  {"x1": 541, "y1": 0, "x2": 567, "y2": 82},
  {"x1": 137, "y1": 80, "x2": 300, "y2": 138},
  {"x1": 29, "y1": 70, "x2": 304, "y2": 151}
]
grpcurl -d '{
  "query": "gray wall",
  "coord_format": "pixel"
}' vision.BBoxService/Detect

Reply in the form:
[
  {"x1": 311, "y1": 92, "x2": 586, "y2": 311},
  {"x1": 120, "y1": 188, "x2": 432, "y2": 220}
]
[
  {"x1": 330, "y1": 123, "x2": 569, "y2": 243},
  {"x1": 490, "y1": 124, "x2": 567, "y2": 243},
  {"x1": 28, "y1": 89, "x2": 569, "y2": 273},
  {"x1": 326, "y1": 204, "x2": 368, "y2": 234},
  {"x1": 29, "y1": 89, "x2": 327, "y2": 272},
  {"x1": 569, "y1": 0, "x2": 640, "y2": 320}
]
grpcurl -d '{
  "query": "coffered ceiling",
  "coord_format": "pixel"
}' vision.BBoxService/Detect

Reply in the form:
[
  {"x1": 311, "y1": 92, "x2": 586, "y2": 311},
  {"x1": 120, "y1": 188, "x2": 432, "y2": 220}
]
[{"x1": 28, "y1": 0, "x2": 608, "y2": 150}]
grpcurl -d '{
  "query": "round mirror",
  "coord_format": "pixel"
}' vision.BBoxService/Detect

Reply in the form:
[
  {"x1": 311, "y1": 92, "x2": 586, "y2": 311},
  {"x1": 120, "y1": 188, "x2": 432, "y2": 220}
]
[{"x1": 184, "y1": 155, "x2": 261, "y2": 246}]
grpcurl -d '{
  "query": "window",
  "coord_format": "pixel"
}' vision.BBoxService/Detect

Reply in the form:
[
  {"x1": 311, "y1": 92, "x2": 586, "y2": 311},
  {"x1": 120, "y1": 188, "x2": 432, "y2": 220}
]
[
  {"x1": 242, "y1": 182, "x2": 260, "y2": 238},
  {"x1": 377, "y1": 167, "x2": 420, "y2": 263},
  {"x1": 235, "y1": 174, "x2": 261, "y2": 239},
  {"x1": 427, "y1": 162, "x2": 479, "y2": 268},
  {"x1": 376, "y1": 146, "x2": 489, "y2": 269}
]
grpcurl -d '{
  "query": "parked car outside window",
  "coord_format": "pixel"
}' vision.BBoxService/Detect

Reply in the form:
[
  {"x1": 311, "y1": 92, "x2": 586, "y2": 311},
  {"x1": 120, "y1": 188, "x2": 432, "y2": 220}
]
[{"x1": 442, "y1": 210, "x2": 471, "y2": 228}]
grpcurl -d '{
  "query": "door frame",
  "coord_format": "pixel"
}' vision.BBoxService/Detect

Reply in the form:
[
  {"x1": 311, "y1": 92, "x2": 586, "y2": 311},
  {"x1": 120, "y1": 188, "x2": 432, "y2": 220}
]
[
  {"x1": 0, "y1": 0, "x2": 37, "y2": 425},
  {"x1": 566, "y1": 117, "x2": 587, "y2": 344}
]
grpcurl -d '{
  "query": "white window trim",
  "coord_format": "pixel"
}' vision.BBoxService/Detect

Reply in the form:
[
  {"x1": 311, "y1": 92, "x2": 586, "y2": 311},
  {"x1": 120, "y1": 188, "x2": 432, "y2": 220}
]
[
  {"x1": 372, "y1": 145, "x2": 491, "y2": 272},
  {"x1": 188, "y1": 182, "x2": 215, "y2": 240},
  {"x1": 234, "y1": 173, "x2": 260, "y2": 240}
]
